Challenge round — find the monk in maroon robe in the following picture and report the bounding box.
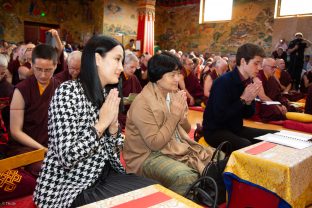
[275,59,304,101]
[118,53,142,129]
[203,59,228,104]
[54,51,81,83]
[257,58,288,122]
[134,54,151,88]
[179,56,204,106]
[9,44,60,177]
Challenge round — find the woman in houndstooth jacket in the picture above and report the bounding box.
[34,35,155,208]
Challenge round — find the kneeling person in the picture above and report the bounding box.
[123,52,214,195]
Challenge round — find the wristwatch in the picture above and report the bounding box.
[240,98,247,105]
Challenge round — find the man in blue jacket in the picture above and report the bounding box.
[202,43,276,151]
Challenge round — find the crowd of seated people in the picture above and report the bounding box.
[118,51,142,129]
[1,30,312,207]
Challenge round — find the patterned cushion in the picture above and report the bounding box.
[0,168,36,201]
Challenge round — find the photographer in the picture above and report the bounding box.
[287,32,312,90]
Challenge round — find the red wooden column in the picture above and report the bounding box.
[137,0,155,55]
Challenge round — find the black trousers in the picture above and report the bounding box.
[71,164,156,207]
[203,126,277,151]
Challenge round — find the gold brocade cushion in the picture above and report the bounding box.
[198,137,210,147]
[286,112,312,123]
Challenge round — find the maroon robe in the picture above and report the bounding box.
[305,86,312,114]
[121,72,142,97]
[8,56,20,85]
[300,71,312,94]
[0,79,14,130]
[54,68,72,84]
[181,68,204,105]
[279,70,304,101]
[279,70,292,87]
[209,69,219,81]
[0,79,14,155]
[9,75,61,152]
[135,64,149,88]
[200,68,212,87]
[257,70,286,122]
[118,72,142,129]
[54,52,67,74]
[203,70,219,105]
[7,75,60,176]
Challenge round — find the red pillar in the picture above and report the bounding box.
[137,0,155,55]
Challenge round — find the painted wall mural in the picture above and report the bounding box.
[103,0,137,36]
[155,0,275,55]
[0,0,103,44]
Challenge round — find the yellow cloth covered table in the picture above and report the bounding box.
[225,142,312,208]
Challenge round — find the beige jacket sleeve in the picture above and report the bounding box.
[130,99,181,151]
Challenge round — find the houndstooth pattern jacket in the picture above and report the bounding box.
[33,80,125,208]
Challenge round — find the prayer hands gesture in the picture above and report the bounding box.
[171,90,188,122]
[98,88,120,135]
[240,81,262,104]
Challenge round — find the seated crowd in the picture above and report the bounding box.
[0,31,312,208]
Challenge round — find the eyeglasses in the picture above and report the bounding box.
[264,65,277,70]
[33,66,54,73]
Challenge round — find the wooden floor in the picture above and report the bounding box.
[187,110,203,129]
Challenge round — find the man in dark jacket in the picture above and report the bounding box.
[202,43,276,151]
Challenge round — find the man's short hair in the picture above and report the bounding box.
[67,50,82,65]
[31,44,58,65]
[236,43,265,66]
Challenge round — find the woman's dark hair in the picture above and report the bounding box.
[79,35,124,108]
[148,51,182,83]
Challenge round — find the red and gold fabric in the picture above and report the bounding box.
[225,142,312,208]
[80,184,202,208]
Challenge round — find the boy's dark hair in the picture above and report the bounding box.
[148,51,182,83]
[236,43,266,66]
[31,44,58,65]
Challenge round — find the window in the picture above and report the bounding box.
[275,0,312,17]
[199,0,233,23]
